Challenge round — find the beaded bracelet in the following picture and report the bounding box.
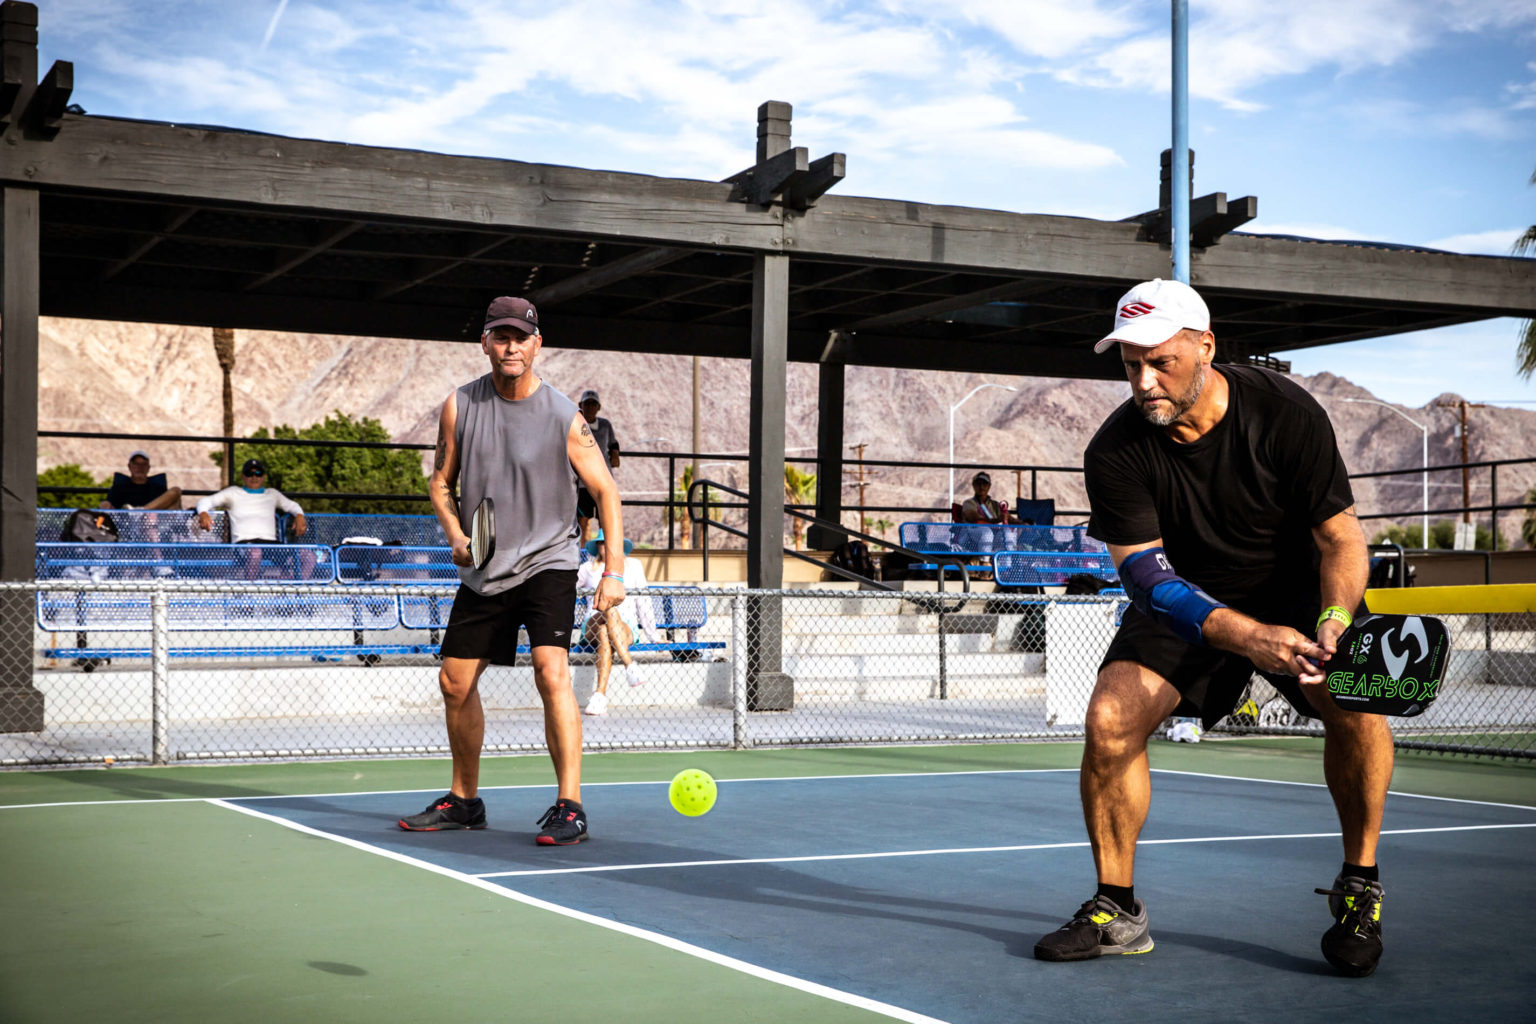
[1316,605,1352,631]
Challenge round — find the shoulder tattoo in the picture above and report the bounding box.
[578,422,596,447]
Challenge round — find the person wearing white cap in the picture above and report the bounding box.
[101,450,182,510]
[1034,279,1385,978]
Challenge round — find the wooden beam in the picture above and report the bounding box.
[845,277,1036,331]
[783,152,845,210]
[99,205,198,282]
[1192,194,1256,248]
[20,56,66,136]
[528,245,693,306]
[370,235,510,300]
[242,220,363,291]
[0,114,785,252]
[726,146,808,206]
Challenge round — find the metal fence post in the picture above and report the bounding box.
[151,588,169,765]
[731,595,750,748]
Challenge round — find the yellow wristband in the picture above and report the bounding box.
[1316,605,1352,631]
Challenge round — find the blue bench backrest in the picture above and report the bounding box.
[334,545,458,584]
[37,507,230,543]
[295,513,448,548]
[899,522,1098,556]
[36,542,338,583]
[992,550,1117,587]
[572,587,708,631]
[37,591,399,631]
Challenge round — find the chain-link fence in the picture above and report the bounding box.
[2,583,1532,766]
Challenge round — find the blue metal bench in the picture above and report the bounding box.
[333,544,458,585]
[992,550,1122,590]
[899,522,1101,577]
[38,590,403,666]
[36,542,337,583]
[288,512,448,548]
[38,507,231,543]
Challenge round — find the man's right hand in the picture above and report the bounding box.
[449,535,473,568]
[1237,619,1330,681]
[195,511,212,532]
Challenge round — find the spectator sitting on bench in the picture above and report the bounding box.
[578,532,657,717]
[196,459,307,577]
[960,471,1005,523]
[102,450,182,511]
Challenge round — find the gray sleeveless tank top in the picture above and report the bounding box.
[454,375,580,595]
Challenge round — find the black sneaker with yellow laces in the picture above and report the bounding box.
[1317,875,1384,977]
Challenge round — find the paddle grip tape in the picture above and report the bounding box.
[1118,547,1227,646]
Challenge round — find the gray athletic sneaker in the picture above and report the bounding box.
[1316,875,1384,977]
[1034,894,1154,962]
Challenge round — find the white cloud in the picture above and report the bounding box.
[1425,228,1525,255]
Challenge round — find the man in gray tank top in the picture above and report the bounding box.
[398,296,627,845]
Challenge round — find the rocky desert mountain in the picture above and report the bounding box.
[38,317,1536,549]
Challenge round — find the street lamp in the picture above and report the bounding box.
[949,383,1018,502]
[1342,398,1428,548]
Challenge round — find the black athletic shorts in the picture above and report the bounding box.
[576,487,597,519]
[1098,599,1364,728]
[441,568,578,665]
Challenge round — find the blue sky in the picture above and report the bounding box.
[39,0,1536,409]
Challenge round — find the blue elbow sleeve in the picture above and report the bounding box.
[1118,547,1227,646]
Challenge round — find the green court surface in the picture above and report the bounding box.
[2,740,1532,1024]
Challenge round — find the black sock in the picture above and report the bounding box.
[1097,883,1135,912]
[1342,861,1378,882]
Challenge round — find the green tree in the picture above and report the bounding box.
[784,464,817,550]
[870,517,894,540]
[1373,518,1494,551]
[212,411,428,514]
[1523,485,1536,549]
[1515,165,1536,379]
[37,463,108,508]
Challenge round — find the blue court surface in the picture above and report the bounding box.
[229,770,1536,1024]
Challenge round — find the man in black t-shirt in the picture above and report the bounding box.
[1033,279,1388,979]
[102,450,182,510]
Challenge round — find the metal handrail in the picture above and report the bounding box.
[685,478,967,593]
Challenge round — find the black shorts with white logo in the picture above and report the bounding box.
[1098,598,1365,729]
[441,568,578,665]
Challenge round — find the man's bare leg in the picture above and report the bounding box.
[144,488,182,511]
[530,645,582,803]
[1081,660,1182,886]
[1305,683,1394,865]
[438,656,488,798]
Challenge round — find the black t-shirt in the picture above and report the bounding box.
[1084,365,1353,621]
[105,473,168,508]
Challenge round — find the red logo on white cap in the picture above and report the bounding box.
[1120,302,1156,318]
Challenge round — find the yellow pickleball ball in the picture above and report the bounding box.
[668,768,717,817]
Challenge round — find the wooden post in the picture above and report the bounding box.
[746,101,793,710]
[809,361,844,549]
[0,4,43,730]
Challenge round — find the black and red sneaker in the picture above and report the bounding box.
[398,793,486,831]
[535,799,588,845]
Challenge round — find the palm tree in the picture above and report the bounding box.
[212,327,237,482]
[1515,166,1536,379]
[784,464,817,550]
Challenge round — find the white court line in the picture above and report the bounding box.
[474,821,1536,879]
[0,768,1077,811]
[2,765,1531,812]
[208,798,949,1024]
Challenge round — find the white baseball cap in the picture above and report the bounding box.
[1093,278,1211,354]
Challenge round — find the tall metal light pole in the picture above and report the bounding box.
[948,383,1018,501]
[1171,0,1190,284]
[1342,398,1428,548]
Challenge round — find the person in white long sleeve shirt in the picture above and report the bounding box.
[576,534,655,716]
[195,458,307,542]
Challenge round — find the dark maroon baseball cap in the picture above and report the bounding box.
[483,296,540,334]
